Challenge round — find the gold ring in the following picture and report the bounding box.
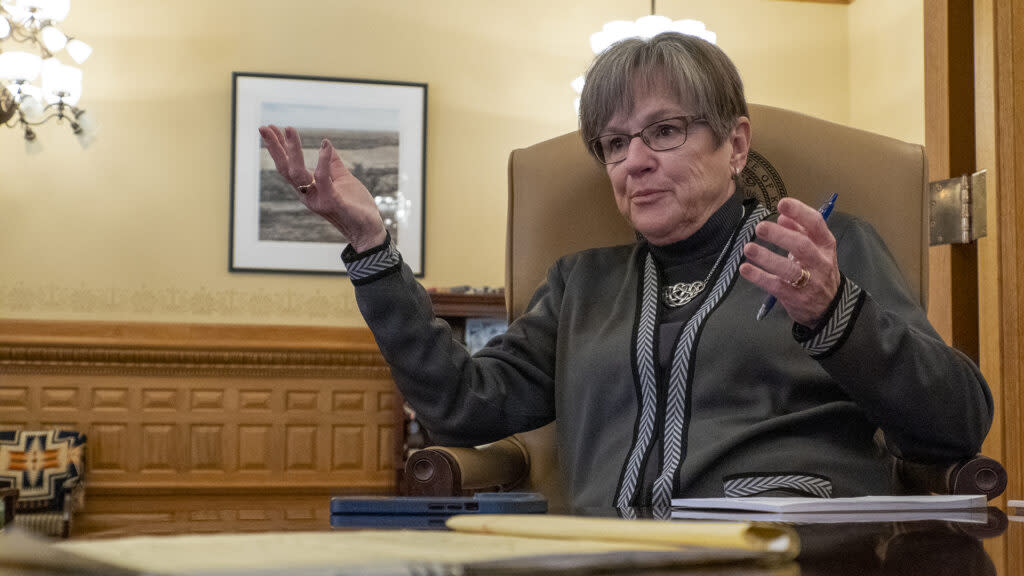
[789,268,811,289]
[297,179,315,194]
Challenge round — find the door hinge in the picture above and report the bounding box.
[929,170,987,245]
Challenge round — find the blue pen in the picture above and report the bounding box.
[755,192,838,321]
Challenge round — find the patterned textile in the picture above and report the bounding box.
[341,231,403,285]
[0,429,86,513]
[723,472,834,499]
[798,275,865,358]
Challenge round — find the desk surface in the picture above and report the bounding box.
[40,497,1024,575]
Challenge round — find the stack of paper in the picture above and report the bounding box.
[670,494,988,524]
[1010,499,1024,523]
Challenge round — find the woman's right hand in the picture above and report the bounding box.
[258,125,388,252]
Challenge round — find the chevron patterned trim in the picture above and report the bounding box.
[723,473,833,499]
[343,238,402,284]
[801,277,864,358]
[651,204,770,508]
[615,254,661,508]
[616,507,638,520]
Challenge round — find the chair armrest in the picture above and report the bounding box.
[405,437,530,496]
[1,488,18,526]
[896,454,1007,500]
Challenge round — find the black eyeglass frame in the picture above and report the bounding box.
[588,115,707,165]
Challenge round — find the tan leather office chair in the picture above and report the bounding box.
[405,104,1006,508]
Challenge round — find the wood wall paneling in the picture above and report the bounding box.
[992,0,1024,573]
[0,320,397,537]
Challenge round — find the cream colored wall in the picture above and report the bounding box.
[848,0,925,144]
[0,0,918,327]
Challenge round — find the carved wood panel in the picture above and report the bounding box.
[0,320,398,535]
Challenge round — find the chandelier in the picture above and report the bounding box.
[573,2,716,113]
[0,0,94,152]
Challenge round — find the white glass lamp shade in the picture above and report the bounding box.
[588,17,716,56]
[670,19,716,43]
[17,87,45,122]
[0,51,42,81]
[635,15,672,38]
[65,38,92,63]
[41,58,80,104]
[570,75,585,94]
[74,110,96,148]
[590,20,634,54]
[0,16,11,39]
[40,25,68,52]
[2,4,32,25]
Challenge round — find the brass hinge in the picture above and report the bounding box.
[929,170,987,245]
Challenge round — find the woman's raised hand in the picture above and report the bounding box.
[258,125,387,252]
[739,197,842,327]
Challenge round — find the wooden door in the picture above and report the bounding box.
[926,0,1023,573]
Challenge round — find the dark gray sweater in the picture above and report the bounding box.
[343,201,993,509]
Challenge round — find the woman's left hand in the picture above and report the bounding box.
[739,197,841,327]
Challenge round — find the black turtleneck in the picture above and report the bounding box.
[647,191,745,375]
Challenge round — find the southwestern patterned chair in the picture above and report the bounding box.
[0,429,86,538]
[403,104,1007,509]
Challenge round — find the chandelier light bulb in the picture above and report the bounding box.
[18,92,44,122]
[41,60,81,104]
[570,75,585,94]
[40,25,68,52]
[0,51,43,81]
[73,111,95,148]
[588,16,716,56]
[577,16,716,112]
[65,37,91,63]
[634,15,673,38]
[1,0,95,150]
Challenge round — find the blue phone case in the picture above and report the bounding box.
[329,492,547,516]
[329,514,453,530]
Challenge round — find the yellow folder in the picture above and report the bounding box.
[446,514,799,560]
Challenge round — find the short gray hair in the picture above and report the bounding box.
[579,33,748,153]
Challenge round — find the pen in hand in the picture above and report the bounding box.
[755,193,838,321]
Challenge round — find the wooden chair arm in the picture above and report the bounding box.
[405,437,530,496]
[896,454,1007,500]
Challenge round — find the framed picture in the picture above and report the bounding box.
[230,72,426,275]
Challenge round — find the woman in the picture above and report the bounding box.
[259,33,992,509]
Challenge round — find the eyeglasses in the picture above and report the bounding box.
[588,115,706,165]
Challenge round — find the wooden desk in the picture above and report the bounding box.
[56,497,1024,576]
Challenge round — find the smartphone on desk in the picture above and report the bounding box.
[330,492,547,516]
[329,514,454,530]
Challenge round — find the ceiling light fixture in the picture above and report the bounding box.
[0,0,95,153]
[573,0,716,113]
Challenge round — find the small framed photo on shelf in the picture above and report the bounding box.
[230,72,427,275]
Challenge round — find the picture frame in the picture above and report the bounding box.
[230,72,427,275]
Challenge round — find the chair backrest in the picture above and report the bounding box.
[507,103,929,321]
[504,104,929,507]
